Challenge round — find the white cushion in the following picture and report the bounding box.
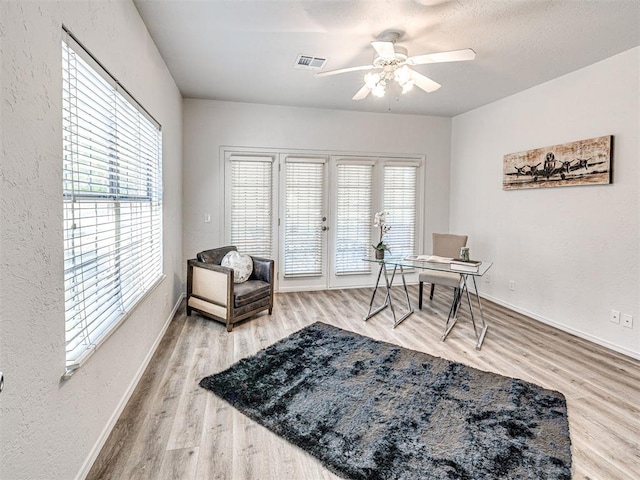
[419,270,462,289]
[192,266,228,305]
[188,296,227,319]
[221,251,253,283]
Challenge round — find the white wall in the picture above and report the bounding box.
[183,100,452,263]
[0,1,183,479]
[450,47,640,358]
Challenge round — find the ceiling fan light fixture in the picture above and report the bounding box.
[317,32,475,102]
[393,65,416,94]
[394,65,412,85]
[401,80,414,94]
[372,83,386,98]
[364,72,380,89]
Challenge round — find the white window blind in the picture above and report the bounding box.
[284,159,325,277]
[62,32,163,375]
[335,163,373,274]
[229,156,273,258]
[383,165,417,259]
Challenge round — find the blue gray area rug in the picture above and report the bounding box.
[200,322,572,479]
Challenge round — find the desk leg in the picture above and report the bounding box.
[440,275,489,350]
[384,264,398,323]
[441,279,465,342]
[392,264,414,328]
[471,276,488,350]
[364,262,388,321]
[364,263,414,328]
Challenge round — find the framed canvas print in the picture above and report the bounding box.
[503,135,612,190]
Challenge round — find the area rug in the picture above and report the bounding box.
[200,322,572,479]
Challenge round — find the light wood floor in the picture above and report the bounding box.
[87,286,640,480]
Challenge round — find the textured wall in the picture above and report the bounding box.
[182,99,452,268]
[0,1,183,479]
[450,47,640,358]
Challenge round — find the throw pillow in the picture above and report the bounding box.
[221,251,253,283]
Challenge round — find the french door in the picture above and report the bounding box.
[329,159,376,288]
[225,149,423,292]
[278,155,329,291]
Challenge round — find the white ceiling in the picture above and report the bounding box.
[134,0,640,117]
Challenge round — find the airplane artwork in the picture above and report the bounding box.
[503,135,612,190]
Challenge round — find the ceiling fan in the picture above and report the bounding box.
[317,31,476,100]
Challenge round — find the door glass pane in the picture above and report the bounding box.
[335,164,372,274]
[284,161,324,277]
[383,165,417,259]
[230,157,273,257]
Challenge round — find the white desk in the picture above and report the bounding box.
[363,256,493,350]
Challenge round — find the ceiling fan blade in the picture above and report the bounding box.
[371,40,396,59]
[316,64,377,77]
[352,85,371,101]
[410,70,441,93]
[406,48,476,66]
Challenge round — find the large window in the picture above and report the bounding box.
[62,32,163,375]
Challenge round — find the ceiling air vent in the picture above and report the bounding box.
[294,54,327,70]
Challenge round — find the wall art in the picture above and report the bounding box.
[503,135,612,190]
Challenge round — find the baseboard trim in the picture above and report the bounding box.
[276,283,638,361]
[75,293,185,480]
[480,293,640,361]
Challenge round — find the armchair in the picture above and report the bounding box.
[418,233,468,309]
[187,246,274,331]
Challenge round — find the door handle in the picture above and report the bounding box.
[322,226,328,231]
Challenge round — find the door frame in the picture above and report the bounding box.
[222,146,425,292]
[277,153,330,292]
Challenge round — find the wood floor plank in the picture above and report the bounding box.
[88,286,640,479]
[119,364,188,480]
[195,394,233,480]
[166,347,208,450]
[157,447,199,480]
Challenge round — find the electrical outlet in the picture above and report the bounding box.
[610,310,620,324]
[484,274,491,284]
[509,280,516,291]
[622,313,633,328]
[204,213,211,223]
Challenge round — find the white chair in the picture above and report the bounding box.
[418,233,468,309]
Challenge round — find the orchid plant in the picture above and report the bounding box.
[372,211,391,252]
